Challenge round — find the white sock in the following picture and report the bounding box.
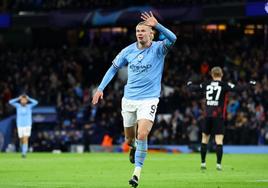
[133,167,142,179]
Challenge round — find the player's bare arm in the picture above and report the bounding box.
[92,90,104,105]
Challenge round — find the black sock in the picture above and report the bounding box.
[128,140,136,148]
[216,145,223,164]
[201,143,207,163]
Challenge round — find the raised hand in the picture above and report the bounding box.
[92,90,104,105]
[141,11,158,27]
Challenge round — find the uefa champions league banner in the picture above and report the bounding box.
[12,3,267,28]
[32,107,58,123]
[0,116,15,151]
[48,6,202,27]
[246,1,268,16]
[0,13,11,28]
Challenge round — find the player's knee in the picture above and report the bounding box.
[216,141,223,145]
[215,139,223,145]
[125,137,135,146]
[202,135,210,144]
[22,137,27,143]
[215,136,223,145]
[137,132,148,140]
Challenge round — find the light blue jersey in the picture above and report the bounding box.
[113,41,167,99]
[98,23,176,100]
[9,97,38,127]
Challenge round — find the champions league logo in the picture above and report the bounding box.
[265,2,268,13]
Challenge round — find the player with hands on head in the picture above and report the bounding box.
[9,94,38,158]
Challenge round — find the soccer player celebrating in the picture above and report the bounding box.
[9,94,38,158]
[187,67,256,171]
[92,11,176,187]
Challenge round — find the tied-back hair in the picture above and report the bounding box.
[211,66,223,78]
[137,21,155,40]
[21,94,27,99]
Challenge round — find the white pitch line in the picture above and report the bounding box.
[255,180,268,182]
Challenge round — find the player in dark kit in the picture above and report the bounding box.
[187,67,256,170]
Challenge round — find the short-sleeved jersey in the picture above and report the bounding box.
[194,80,236,119]
[113,41,170,100]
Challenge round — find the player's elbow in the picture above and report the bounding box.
[170,33,177,43]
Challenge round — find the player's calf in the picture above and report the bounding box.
[128,140,136,164]
[129,146,136,164]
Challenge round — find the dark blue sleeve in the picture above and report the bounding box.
[187,81,205,93]
[225,82,251,92]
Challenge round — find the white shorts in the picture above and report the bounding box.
[121,97,159,128]
[17,127,32,138]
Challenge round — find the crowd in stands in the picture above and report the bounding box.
[3,0,245,12]
[1,26,267,152]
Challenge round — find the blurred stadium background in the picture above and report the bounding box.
[0,0,267,154]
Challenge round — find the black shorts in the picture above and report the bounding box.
[202,117,225,135]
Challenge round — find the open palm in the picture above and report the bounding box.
[141,11,158,27]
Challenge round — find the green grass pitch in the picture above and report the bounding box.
[0,153,267,188]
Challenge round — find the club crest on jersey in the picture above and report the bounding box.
[137,54,144,61]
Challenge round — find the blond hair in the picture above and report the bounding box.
[137,21,147,26]
[211,66,223,78]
